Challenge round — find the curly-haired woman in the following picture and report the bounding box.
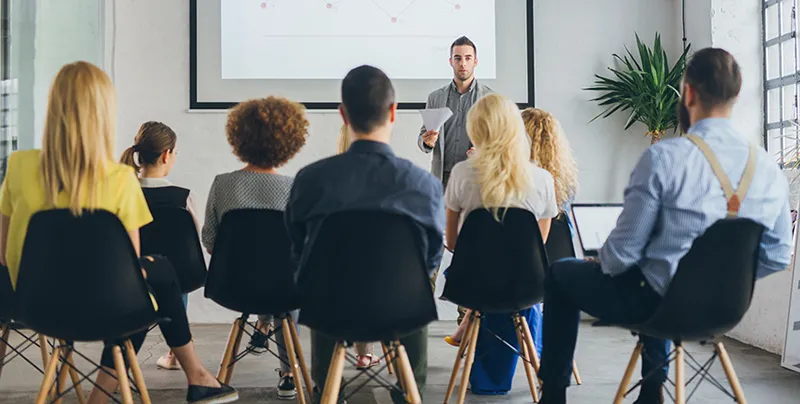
[202,96,309,400]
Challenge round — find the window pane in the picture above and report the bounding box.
[769,88,783,123]
[770,128,787,164]
[767,3,780,40]
[784,84,799,121]
[783,0,796,36]
[783,40,798,75]
[768,43,782,80]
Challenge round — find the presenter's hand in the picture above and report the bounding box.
[422,130,439,148]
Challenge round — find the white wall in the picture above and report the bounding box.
[109,0,679,322]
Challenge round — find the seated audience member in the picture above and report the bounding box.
[537,48,793,404]
[443,94,557,345]
[202,96,308,400]
[0,61,236,404]
[522,107,671,404]
[121,120,198,371]
[285,65,444,404]
[521,108,579,226]
[441,93,558,394]
[337,123,381,370]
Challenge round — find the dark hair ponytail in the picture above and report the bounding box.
[119,121,177,172]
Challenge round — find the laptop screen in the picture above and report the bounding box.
[571,204,624,255]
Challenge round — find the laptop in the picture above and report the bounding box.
[570,203,624,257]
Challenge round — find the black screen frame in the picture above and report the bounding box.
[189,0,535,110]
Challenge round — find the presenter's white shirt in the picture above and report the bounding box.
[444,159,559,231]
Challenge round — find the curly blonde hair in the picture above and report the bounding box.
[521,108,579,211]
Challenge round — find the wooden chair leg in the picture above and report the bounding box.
[613,342,643,404]
[56,339,87,404]
[124,340,151,404]
[456,314,481,404]
[514,315,539,403]
[281,318,307,404]
[395,343,422,404]
[39,335,51,374]
[217,318,243,383]
[572,360,582,385]
[444,312,476,403]
[675,344,685,404]
[0,324,9,379]
[715,342,747,404]
[53,345,72,404]
[518,313,542,385]
[288,317,314,401]
[112,345,134,404]
[35,345,61,404]
[320,342,347,404]
[381,342,395,375]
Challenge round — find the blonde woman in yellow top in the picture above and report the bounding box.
[0,61,238,404]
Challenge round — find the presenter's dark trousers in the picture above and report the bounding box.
[310,327,428,404]
[539,259,670,390]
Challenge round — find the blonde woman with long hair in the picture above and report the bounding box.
[440,93,557,394]
[521,108,579,229]
[0,61,237,404]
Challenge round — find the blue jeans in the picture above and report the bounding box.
[181,294,188,308]
[539,258,670,389]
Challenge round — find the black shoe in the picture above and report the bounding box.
[186,382,238,403]
[539,386,567,404]
[248,329,269,355]
[277,372,297,400]
[633,384,664,404]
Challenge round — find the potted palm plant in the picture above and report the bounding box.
[585,33,690,144]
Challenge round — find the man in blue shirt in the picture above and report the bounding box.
[538,48,792,404]
[285,65,445,403]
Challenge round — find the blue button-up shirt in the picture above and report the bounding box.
[285,140,445,275]
[599,118,793,295]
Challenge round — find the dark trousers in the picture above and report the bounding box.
[310,327,428,404]
[539,258,669,389]
[100,256,192,368]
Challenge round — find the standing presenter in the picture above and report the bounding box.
[418,36,492,188]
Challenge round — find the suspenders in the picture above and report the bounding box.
[685,134,758,218]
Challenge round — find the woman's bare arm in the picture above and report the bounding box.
[538,218,552,244]
[445,209,460,251]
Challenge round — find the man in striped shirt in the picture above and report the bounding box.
[538,48,793,404]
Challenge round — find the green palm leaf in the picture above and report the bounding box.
[585,33,690,139]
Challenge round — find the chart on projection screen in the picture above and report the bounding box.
[221,0,497,80]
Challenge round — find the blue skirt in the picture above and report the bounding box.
[468,303,543,395]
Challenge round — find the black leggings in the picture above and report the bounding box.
[100,256,192,368]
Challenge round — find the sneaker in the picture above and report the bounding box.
[248,329,269,355]
[277,373,297,400]
[186,382,238,403]
[633,384,664,404]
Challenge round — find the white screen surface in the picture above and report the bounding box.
[193,0,531,107]
[221,0,497,80]
[571,205,624,252]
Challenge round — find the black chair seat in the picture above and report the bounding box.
[140,207,207,294]
[204,209,301,316]
[441,208,547,313]
[545,212,575,262]
[298,210,437,342]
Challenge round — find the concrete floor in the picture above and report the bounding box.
[0,321,798,403]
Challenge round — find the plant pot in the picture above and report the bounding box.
[647,130,664,145]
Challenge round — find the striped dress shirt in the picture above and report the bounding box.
[599,118,793,295]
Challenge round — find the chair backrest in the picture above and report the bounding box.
[204,209,298,315]
[140,206,206,293]
[637,218,764,341]
[442,208,548,313]
[297,210,437,342]
[545,213,575,262]
[15,209,157,342]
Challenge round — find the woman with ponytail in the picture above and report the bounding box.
[441,93,558,395]
[121,121,200,371]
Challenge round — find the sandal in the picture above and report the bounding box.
[156,353,181,370]
[444,336,461,347]
[355,354,381,370]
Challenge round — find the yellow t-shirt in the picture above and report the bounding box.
[0,149,154,288]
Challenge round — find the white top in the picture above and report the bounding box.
[444,159,559,230]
